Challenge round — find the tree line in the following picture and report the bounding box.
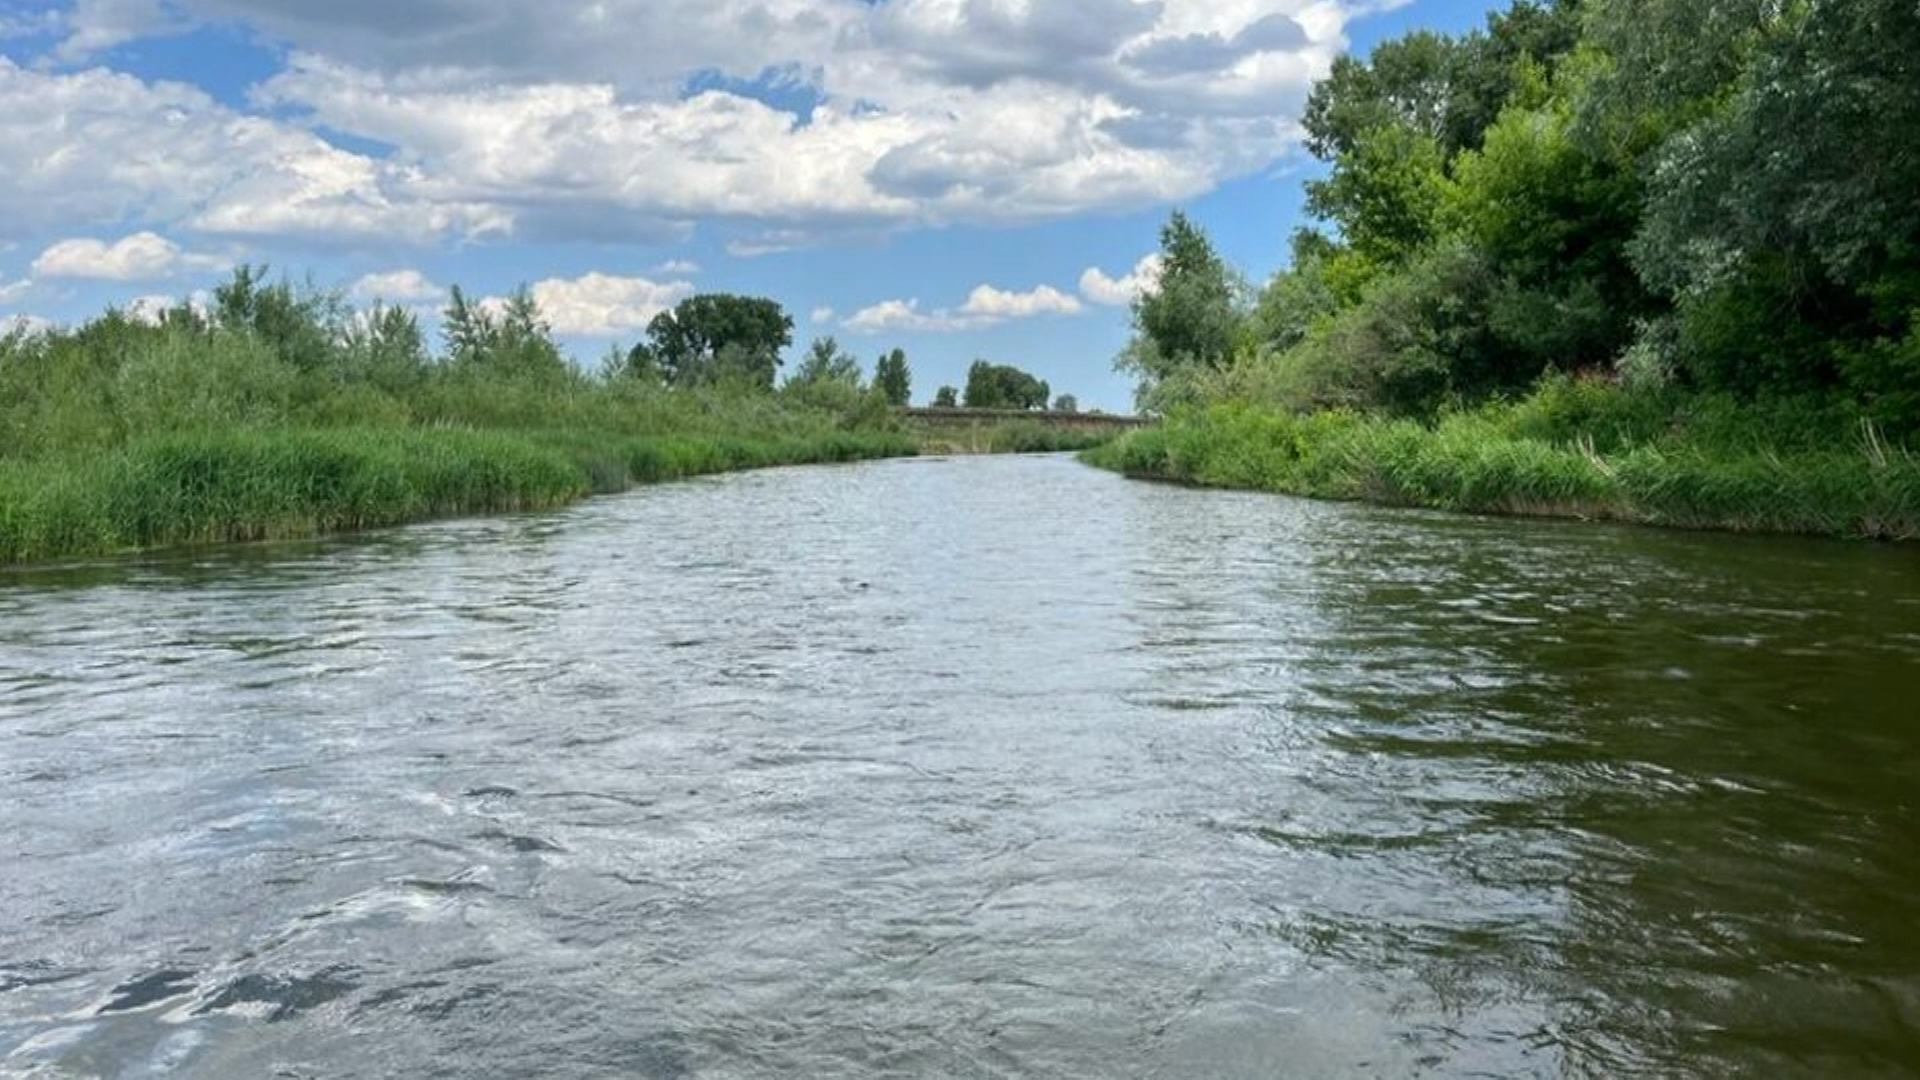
[1121,0,1920,440]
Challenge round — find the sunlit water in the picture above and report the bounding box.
[4,455,1919,1077]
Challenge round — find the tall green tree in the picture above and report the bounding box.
[441,285,567,381]
[963,361,1050,410]
[873,348,912,407]
[1303,123,1451,267]
[1118,212,1244,411]
[787,335,864,391]
[633,294,793,389]
[341,303,430,392]
[212,265,341,374]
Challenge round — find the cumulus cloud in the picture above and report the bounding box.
[495,272,695,336]
[1122,13,1309,77]
[810,305,836,324]
[960,283,1082,318]
[350,268,447,304]
[0,58,503,246]
[654,259,701,275]
[3,1,1366,250]
[31,231,215,281]
[842,299,972,334]
[844,281,1083,334]
[1079,253,1164,306]
[54,0,183,61]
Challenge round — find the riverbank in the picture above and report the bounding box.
[0,426,917,565]
[1085,384,1920,540]
[0,277,936,566]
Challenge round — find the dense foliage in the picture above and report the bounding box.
[1095,0,1919,538]
[962,361,1051,410]
[1119,0,1920,441]
[626,293,795,389]
[873,348,912,407]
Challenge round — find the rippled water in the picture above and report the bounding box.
[4,455,1920,1077]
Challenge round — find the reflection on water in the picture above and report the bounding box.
[3,455,1919,1077]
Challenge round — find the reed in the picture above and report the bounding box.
[1085,384,1920,540]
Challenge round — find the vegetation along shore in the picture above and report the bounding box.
[1088,0,1919,540]
[0,272,1110,565]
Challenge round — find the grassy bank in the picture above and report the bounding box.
[0,426,915,565]
[1086,380,1920,540]
[0,277,936,565]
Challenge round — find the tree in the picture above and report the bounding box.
[1253,232,1346,354]
[1053,394,1079,413]
[873,348,911,407]
[1303,32,1462,161]
[441,285,567,381]
[932,385,958,407]
[787,336,863,390]
[1118,212,1245,411]
[963,360,1049,410]
[1303,123,1451,267]
[341,302,430,392]
[212,265,340,374]
[633,294,793,389]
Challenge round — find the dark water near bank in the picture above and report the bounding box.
[4,455,1920,1078]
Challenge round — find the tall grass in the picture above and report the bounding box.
[1085,381,1920,540]
[0,290,923,564]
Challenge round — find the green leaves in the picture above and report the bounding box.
[873,348,912,407]
[639,294,794,390]
[963,361,1049,410]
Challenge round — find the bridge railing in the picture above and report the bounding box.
[900,407,1154,429]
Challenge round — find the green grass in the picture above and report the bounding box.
[0,305,939,565]
[0,426,917,565]
[1084,385,1920,540]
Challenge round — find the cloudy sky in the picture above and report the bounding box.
[1,0,1499,409]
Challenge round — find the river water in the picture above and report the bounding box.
[3,455,1919,1078]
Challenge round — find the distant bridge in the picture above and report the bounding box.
[900,407,1154,432]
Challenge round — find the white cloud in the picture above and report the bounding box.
[654,259,701,275]
[844,281,1083,334]
[7,2,1366,249]
[351,268,447,304]
[842,298,972,334]
[0,59,505,247]
[31,231,215,281]
[809,305,836,324]
[1079,253,1165,306]
[495,272,694,336]
[0,276,30,304]
[55,0,181,61]
[959,283,1082,319]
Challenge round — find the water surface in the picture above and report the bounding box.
[4,455,1919,1077]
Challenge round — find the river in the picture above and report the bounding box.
[3,454,1919,1077]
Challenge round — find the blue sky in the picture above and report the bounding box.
[0,0,1503,411]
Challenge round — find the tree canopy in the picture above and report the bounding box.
[873,348,912,407]
[1116,0,1920,437]
[629,294,793,389]
[1117,211,1245,412]
[963,361,1050,410]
